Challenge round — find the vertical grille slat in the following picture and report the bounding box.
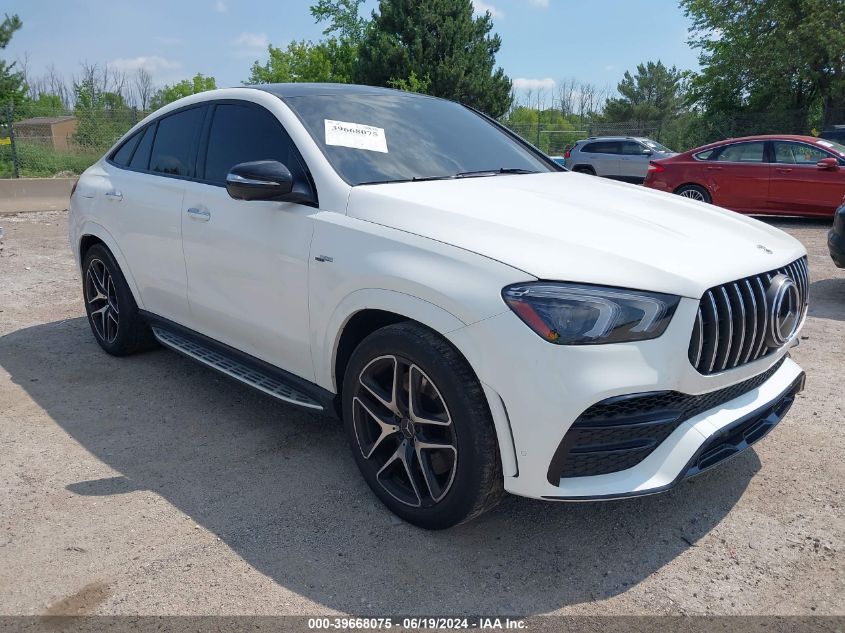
[727,283,746,368]
[740,280,758,364]
[689,257,808,374]
[714,287,733,371]
[702,291,720,373]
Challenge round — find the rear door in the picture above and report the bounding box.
[180,101,318,380]
[580,141,620,177]
[94,107,205,325]
[617,140,650,182]
[769,140,845,216]
[705,141,770,211]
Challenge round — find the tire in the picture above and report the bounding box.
[342,322,503,529]
[81,244,157,356]
[675,184,712,204]
[573,166,596,175]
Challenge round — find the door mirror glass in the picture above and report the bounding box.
[816,157,839,170]
[226,161,299,201]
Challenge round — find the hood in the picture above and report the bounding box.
[346,172,806,298]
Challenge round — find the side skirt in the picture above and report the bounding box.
[140,311,338,416]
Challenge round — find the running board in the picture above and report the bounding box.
[151,326,324,411]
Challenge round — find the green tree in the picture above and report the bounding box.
[356,0,512,117]
[246,40,347,84]
[0,13,27,109]
[681,0,845,129]
[603,61,686,124]
[149,73,216,110]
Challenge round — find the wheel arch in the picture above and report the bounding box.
[329,304,519,478]
[76,222,145,310]
[324,289,518,477]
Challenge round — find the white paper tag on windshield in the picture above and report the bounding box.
[324,119,388,153]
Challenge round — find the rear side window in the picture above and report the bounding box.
[694,148,717,160]
[129,124,156,171]
[111,131,141,166]
[203,104,306,185]
[150,107,205,177]
[583,141,619,154]
[715,142,765,163]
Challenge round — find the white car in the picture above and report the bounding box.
[69,84,808,529]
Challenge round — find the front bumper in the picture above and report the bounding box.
[446,298,805,500]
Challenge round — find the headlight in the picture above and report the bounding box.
[502,282,680,345]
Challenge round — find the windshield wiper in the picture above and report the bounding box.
[455,168,539,178]
[357,175,457,186]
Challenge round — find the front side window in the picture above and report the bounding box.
[620,141,647,155]
[203,104,306,185]
[283,93,554,185]
[774,142,830,165]
[150,107,204,177]
[715,142,765,163]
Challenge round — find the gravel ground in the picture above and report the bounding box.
[0,210,842,616]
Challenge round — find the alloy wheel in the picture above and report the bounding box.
[679,188,706,201]
[85,258,120,343]
[352,355,458,508]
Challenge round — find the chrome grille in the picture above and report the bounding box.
[689,257,808,374]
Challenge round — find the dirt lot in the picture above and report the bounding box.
[0,210,842,616]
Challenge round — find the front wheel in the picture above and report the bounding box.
[342,323,503,529]
[675,184,712,203]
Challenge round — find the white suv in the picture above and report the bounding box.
[70,85,808,529]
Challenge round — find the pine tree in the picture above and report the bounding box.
[356,0,512,117]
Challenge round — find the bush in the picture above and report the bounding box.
[0,142,99,178]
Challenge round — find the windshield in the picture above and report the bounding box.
[817,138,845,156]
[283,93,555,185]
[642,139,672,152]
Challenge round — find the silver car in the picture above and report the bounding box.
[563,136,676,183]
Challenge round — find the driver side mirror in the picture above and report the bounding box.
[642,149,653,156]
[816,157,839,171]
[226,160,315,205]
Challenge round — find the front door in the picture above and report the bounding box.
[180,102,319,381]
[769,140,845,216]
[618,140,650,182]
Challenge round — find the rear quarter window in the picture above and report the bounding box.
[149,107,205,177]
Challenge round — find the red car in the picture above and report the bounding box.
[644,135,845,217]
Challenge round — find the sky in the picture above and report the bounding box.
[3,0,701,102]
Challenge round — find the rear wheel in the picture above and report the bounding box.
[342,322,503,529]
[573,166,596,175]
[82,244,157,356]
[675,184,712,203]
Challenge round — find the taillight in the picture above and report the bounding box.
[647,161,665,173]
[564,150,571,159]
[70,179,79,198]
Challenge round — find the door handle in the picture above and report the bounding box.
[705,166,723,171]
[776,168,793,173]
[186,207,211,221]
[104,190,123,201]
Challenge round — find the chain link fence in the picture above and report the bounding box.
[1,102,148,178]
[2,101,843,178]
